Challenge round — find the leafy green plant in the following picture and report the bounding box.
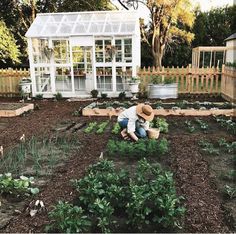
[101,93,108,99]
[184,120,195,133]
[111,122,121,135]
[218,138,236,154]
[34,94,43,100]
[199,139,219,155]
[0,173,39,197]
[53,92,63,100]
[118,91,126,100]
[220,170,236,181]
[47,201,91,233]
[195,118,208,132]
[215,116,236,135]
[96,121,109,134]
[106,138,168,158]
[84,122,97,133]
[224,185,236,199]
[150,118,169,133]
[91,89,98,98]
[69,159,185,232]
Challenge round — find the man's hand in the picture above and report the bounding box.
[128,132,138,142]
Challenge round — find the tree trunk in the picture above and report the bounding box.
[152,39,165,68]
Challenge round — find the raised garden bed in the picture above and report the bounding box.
[82,101,235,117]
[0,103,34,117]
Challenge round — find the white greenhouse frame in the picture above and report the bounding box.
[26,11,141,98]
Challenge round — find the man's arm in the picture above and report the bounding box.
[128,132,139,142]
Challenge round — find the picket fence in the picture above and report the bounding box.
[138,65,221,94]
[0,66,223,97]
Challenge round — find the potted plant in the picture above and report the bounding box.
[148,75,178,99]
[128,76,140,100]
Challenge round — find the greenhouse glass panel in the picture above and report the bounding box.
[41,23,58,36]
[74,23,88,34]
[55,67,72,92]
[89,23,104,34]
[53,40,70,64]
[96,67,112,91]
[58,23,74,34]
[35,67,51,92]
[32,39,50,64]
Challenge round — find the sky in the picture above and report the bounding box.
[112,0,234,22]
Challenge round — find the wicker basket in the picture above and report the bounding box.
[147,128,160,139]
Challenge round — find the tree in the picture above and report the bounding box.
[0,20,20,64]
[118,0,195,68]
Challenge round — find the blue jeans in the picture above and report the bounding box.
[118,118,147,138]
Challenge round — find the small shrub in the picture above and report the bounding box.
[91,89,98,98]
[101,93,108,99]
[118,91,126,100]
[96,121,109,134]
[34,94,43,100]
[53,92,63,100]
[47,201,91,233]
[112,122,121,134]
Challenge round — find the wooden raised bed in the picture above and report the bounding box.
[0,103,34,117]
[82,104,235,117]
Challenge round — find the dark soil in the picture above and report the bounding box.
[0,98,235,233]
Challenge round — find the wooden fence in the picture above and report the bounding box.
[0,68,30,97]
[0,66,224,97]
[138,66,221,94]
[221,65,236,102]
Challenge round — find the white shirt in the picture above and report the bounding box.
[117,106,149,133]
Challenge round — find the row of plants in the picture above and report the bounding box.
[214,116,236,135]
[185,118,209,133]
[84,121,109,134]
[0,135,80,175]
[106,138,169,158]
[47,159,185,233]
[91,90,126,100]
[0,173,39,199]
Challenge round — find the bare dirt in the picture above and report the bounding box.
[0,98,235,233]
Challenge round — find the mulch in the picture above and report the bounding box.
[0,98,232,233]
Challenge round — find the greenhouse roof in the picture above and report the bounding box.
[26,11,139,38]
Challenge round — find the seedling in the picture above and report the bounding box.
[84,122,97,133]
[96,121,109,134]
[199,139,219,155]
[111,123,121,135]
[195,118,208,132]
[184,120,195,133]
[224,185,236,199]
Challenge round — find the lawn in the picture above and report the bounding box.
[0,96,235,233]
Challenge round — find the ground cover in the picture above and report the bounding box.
[0,98,235,233]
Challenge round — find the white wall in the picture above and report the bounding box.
[226,39,236,63]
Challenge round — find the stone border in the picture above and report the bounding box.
[0,103,34,117]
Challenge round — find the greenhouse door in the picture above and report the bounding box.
[72,46,92,92]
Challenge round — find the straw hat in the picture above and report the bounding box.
[136,104,154,122]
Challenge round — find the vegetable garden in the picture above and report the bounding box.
[0,97,235,233]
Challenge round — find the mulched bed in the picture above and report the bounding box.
[0,98,234,233]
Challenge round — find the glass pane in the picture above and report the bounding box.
[96,67,112,91]
[32,39,50,64]
[55,67,72,92]
[35,67,51,92]
[53,40,70,64]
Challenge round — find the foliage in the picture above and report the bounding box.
[184,120,195,133]
[215,116,236,135]
[66,159,185,232]
[128,76,140,83]
[224,185,236,199]
[34,94,43,100]
[225,62,236,68]
[150,117,169,133]
[84,122,97,133]
[217,138,236,154]
[53,92,63,100]
[118,91,126,100]
[47,201,91,233]
[111,122,121,135]
[106,138,169,158]
[96,121,109,134]
[101,93,108,99]
[0,20,20,64]
[198,139,219,155]
[0,173,39,197]
[91,89,98,98]
[137,0,195,67]
[151,76,176,85]
[195,118,208,132]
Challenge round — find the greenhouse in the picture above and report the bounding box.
[26,11,141,97]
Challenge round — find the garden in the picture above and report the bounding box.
[0,96,235,233]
